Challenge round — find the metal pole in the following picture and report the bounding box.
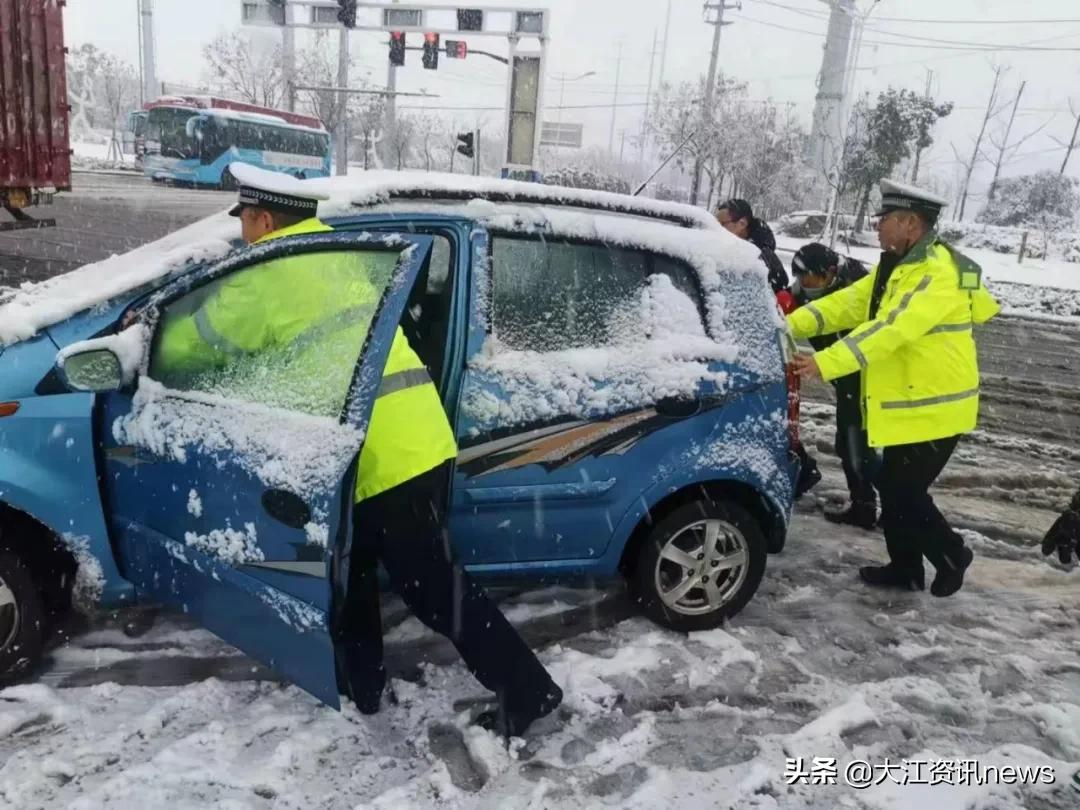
[474,127,481,176]
[140,0,158,103]
[690,2,725,206]
[136,0,144,106]
[658,0,672,90]
[608,41,623,154]
[336,26,350,176]
[639,28,658,169]
[384,61,398,167]
[283,15,297,112]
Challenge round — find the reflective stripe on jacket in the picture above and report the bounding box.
[787,232,1001,448]
[156,217,457,503]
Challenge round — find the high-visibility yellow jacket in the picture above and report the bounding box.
[787,233,1001,448]
[155,217,457,502]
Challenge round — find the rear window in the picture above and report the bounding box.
[490,236,707,353]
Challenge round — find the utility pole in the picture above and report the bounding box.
[608,42,624,155]
[139,0,158,103]
[807,0,854,206]
[911,68,934,183]
[336,27,350,176]
[638,28,659,170]
[658,0,672,90]
[689,1,735,207]
[1060,105,1080,175]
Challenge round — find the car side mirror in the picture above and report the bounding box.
[58,349,124,393]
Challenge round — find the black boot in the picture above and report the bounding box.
[859,563,925,592]
[472,684,564,740]
[795,454,822,498]
[930,546,974,598]
[825,501,877,530]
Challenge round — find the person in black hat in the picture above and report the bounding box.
[227,162,327,245]
[788,179,1000,597]
[168,162,564,737]
[716,199,790,294]
[790,243,879,529]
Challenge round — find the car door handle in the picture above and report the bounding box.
[262,489,312,529]
[464,479,617,504]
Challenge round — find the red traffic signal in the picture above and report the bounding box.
[422,32,440,69]
[445,40,468,59]
[389,31,406,66]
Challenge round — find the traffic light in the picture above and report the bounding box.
[336,0,357,28]
[389,31,406,66]
[456,132,475,158]
[457,9,483,31]
[445,40,468,59]
[422,32,440,70]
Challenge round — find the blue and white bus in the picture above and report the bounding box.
[139,97,332,188]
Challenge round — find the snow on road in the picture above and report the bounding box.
[1,493,1076,808]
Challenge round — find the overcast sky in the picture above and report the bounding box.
[65,0,1080,205]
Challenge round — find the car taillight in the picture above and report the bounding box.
[0,402,20,417]
[786,363,801,450]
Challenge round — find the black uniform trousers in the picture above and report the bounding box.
[876,435,967,574]
[832,374,879,507]
[334,461,560,720]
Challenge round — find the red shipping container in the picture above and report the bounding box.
[0,0,72,204]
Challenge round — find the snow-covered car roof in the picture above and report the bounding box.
[307,171,723,231]
[0,172,740,348]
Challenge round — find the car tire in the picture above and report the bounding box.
[631,499,767,633]
[0,550,45,685]
[220,167,238,191]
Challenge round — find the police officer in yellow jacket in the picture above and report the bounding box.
[788,179,1000,597]
[160,164,562,737]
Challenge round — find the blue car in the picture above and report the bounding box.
[0,175,799,705]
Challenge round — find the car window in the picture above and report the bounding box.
[148,249,399,418]
[489,236,707,353]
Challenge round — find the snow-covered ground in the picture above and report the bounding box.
[2,427,1077,809]
[775,234,1080,322]
[70,140,138,172]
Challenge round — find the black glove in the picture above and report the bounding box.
[1041,508,1080,565]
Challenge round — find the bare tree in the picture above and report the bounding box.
[956,64,1007,221]
[66,43,105,135]
[385,115,418,170]
[202,33,285,108]
[986,80,1055,202]
[98,54,140,161]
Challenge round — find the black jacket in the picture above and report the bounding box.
[791,256,868,352]
[747,220,789,295]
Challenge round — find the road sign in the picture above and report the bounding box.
[540,122,583,149]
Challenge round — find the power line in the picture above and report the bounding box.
[746,0,1080,26]
[748,30,1080,83]
[738,15,1080,52]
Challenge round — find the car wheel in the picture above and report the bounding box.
[631,500,766,632]
[220,167,238,191]
[0,550,45,685]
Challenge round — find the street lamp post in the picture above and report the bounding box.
[553,70,598,132]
